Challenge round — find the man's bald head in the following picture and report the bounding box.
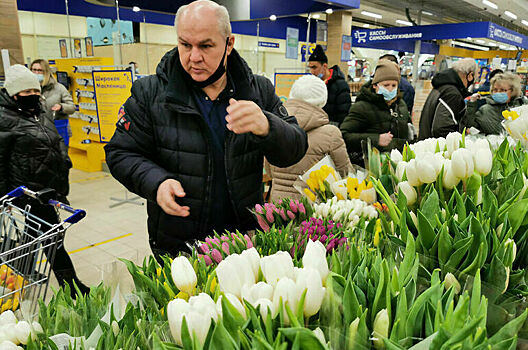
[175,0,231,38]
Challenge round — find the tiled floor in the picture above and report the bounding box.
[47,169,152,294]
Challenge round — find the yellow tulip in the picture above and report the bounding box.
[210,277,218,294]
[373,219,382,247]
[304,188,317,202]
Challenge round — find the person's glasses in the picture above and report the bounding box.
[492,88,512,93]
[31,68,43,73]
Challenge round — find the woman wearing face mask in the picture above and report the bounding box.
[0,65,89,296]
[341,60,411,164]
[30,59,75,136]
[464,72,527,135]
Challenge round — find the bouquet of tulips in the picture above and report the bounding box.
[252,198,312,231]
[503,104,528,145]
[294,156,341,203]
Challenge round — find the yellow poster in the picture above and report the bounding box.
[274,73,307,103]
[93,70,133,142]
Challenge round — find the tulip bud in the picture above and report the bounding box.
[254,298,275,320]
[256,215,270,231]
[313,327,326,345]
[298,203,306,215]
[171,256,197,295]
[372,309,389,349]
[359,187,377,204]
[287,210,295,220]
[395,161,407,181]
[14,321,31,345]
[216,254,254,298]
[444,273,461,294]
[241,281,274,304]
[295,268,326,317]
[184,311,212,346]
[347,317,360,349]
[442,160,461,190]
[211,249,223,263]
[451,148,474,179]
[290,200,298,213]
[302,240,329,281]
[397,181,417,206]
[216,293,246,318]
[241,247,261,282]
[474,147,492,176]
[167,298,191,346]
[416,156,438,184]
[255,204,264,214]
[390,149,403,164]
[446,132,462,157]
[272,277,297,323]
[405,159,422,187]
[260,251,294,286]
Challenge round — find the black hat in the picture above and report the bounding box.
[308,45,328,63]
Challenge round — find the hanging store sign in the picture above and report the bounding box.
[286,27,299,59]
[258,41,280,48]
[341,35,352,62]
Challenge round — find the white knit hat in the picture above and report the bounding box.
[289,74,328,108]
[4,64,41,97]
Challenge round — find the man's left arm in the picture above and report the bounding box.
[226,77,307,167]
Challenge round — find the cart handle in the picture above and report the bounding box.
[6,186,86,224]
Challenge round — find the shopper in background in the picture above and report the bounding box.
[105,0,307,257]
[462,72,527,135]
[128,61,139,74]
[0,65,89,296]
[266,75,351,202]
[307,45,351,126]
[30,59,75,136]
[341,60,411,165]
[379,54,415,114]
[475,69,503,109]
[418,58,478,139]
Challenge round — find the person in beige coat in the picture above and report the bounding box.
[266,74,351,202]
[31,59,75,135]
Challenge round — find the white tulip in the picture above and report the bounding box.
[405,159,422,187]
[184,311,211,346]
[395,161,407,181]
[167,298,191,346]
[302,240,329,281]
[254,298,275,320]
[416,155,438,184]
[359,187,377,204]
[216,254,255,298]
[436,137,447,153]
[442,160,461,190]
[313,327,326,345]
[0,341,19,350]
[474,147,492,176]
[260,251,294,286]
[30,322,43,340]
[451,148,474,179]
[241,282,274,304]
[240,248,261,282]
[446,132,462,156]
[272,277,298,323]
[444,273,461,294]
[216,293,246,318]
[372,309,389,349]
[0,311,17,326]
[390,149,403,164]
[397,181,417,206]
[171,256,197,295]
[14,320,31,345]
[189,293,219,322]
[295,268,326,317]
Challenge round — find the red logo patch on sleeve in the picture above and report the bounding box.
[116,106,131,131]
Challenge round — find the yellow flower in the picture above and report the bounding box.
[210,277,218,293]
[156,267,162,278]
[366,181,373,189]
[336,192,345,200]
[304,188,316,202]
[306,178,318,191]
[319,180,326,192]
[373,219,382,247]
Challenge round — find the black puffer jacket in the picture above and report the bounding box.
[418,68,470,140]
[105,48,308,255]
[0,89,70,200]
[323,65,351,126]
[341,81,410,154]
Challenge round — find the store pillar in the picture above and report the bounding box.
[326,11,352,76]
[0,0,24,74]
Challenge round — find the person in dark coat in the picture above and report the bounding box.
[462,72,527,135]
[104,0,308,257]
[307,45,351,126]
[379,54,415,114]
[341,60,411,165]
[0,65,89,295]
[418,58,477,139]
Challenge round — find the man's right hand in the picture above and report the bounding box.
[156,179,190,217]
[470,93,481,102]
[378,132,393,147]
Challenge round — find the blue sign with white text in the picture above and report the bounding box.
[258,41,280,48]
[352,22,528,49]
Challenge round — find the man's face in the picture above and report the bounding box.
[308,61,326,78]
[177,8,234,82]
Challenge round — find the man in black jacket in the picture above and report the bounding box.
[307,45,351,126]
[418,58,477,139]
[105,0,308,257]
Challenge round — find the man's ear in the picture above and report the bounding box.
[227,35,235,55]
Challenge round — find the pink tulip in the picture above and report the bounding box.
[338,237,348,246]
[256,215,270,231]
[278,199,283,205]
[205,237,214,245]
[198,254,213,266]
[198,243,210,254]
[279,208,287,221]
[266,209,275,223]
[243,234,253,248]
[319,234,328,243]
[289,200,298,213]
[255,204,264,214]
[326,240,336,252]
[298,203,306,215]
[287,210,295,220]
[221,235,229,241]
[222,242,230,255]
[211,249,223,263]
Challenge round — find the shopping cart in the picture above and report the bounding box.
[0,186,86,315]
